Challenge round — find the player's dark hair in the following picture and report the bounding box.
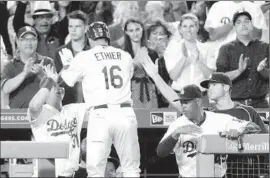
[123,19,147,58]
[146,20,172,40]
[67,10,88,25]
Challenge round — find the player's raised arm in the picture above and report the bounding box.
[59,51,87,87]
[138,49,181,110]
[28,64,58,120]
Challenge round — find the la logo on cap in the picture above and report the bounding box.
[180,89,185,95]
[25,26,32,31]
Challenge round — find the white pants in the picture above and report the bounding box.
[86,105,141,177]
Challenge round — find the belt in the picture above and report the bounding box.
[93,103,131,110]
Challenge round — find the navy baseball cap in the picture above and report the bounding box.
[173,84,203,102]
[233,10,252,25]
[17,26,37,39]
[200,72,232,89]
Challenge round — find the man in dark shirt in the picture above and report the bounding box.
[200,72,268,132]
[1,26,54,108]
[216,10,269,108]
[54,10,90,105]
[200,72,268,178]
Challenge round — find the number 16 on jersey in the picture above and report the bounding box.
[102,65,123,89]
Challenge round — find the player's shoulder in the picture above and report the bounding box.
[109,46,132,56]
[205,111,232,120]
[234,103,257,113]
[170,115,189,127]
[27,104,59,123]
[77,49,92,56]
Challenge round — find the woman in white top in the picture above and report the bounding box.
[164,13,216,107]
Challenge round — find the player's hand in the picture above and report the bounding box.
[59,48,73,68]
[220,129,242,140]
[172,124,203,140]
[44,64,58,83]
[257,58,268,72]
[134,47,148,66]
[238,54,249,73]
[139,53,158,78]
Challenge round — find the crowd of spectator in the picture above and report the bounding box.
[0,1,269,110]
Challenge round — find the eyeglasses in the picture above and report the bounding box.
[19,38,38,43]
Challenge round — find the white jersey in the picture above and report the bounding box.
[160,111,250,177]
[27,103,87,177]
[61,45,133,108]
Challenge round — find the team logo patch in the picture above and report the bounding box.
[25,26,32,31]
[150,112,177,126]
[180,89,185,95]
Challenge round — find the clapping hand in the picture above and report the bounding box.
[31,59,45,75]
[238,54,249,73]
[23,57,35,76]
[257,58,268,72]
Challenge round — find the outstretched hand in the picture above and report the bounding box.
[44,64,59,83]
[138,49,158,78]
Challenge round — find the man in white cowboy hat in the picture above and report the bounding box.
[12,1,77,59]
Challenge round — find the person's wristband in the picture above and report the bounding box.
[40,77,56,90]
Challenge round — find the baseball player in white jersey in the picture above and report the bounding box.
[60,21,141,177]
[27,64,88,177]
[156,85,261,177]
[136,57,261,177]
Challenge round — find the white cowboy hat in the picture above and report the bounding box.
[31,1,54,16]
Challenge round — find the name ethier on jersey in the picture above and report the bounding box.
[94,52,122,61]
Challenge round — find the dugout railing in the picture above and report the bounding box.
[1,108,269,177]
[196,134,269,178]
[0,141,69,177]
